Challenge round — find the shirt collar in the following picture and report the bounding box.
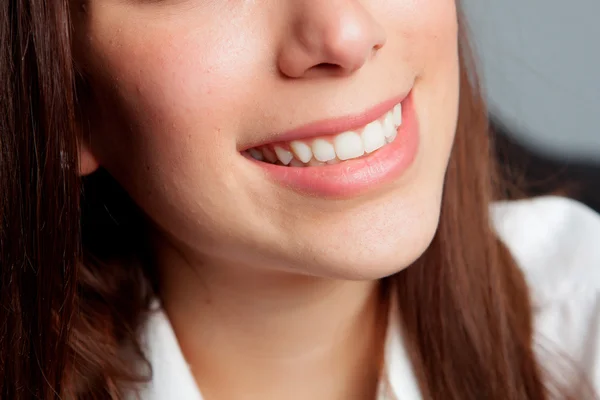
[136,296,423,400]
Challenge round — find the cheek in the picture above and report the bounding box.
[408,0,459,77]
[77,10,271,243]
[80,8,267,176]
[413,0,460,147]
[93,36,229,142]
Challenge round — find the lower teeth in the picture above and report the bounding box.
[249,152,373,168]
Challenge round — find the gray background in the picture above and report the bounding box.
[462,0,600,164]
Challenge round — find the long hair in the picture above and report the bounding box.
[0,0,590,399]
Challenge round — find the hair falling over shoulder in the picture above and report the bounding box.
[0,1,593,399]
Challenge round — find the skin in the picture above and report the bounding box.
[74,1,459,399]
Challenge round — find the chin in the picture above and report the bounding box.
[280,199,443,281]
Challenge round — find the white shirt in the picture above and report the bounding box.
[135,196,600,399]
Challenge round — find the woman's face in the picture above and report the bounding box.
[75,0,459,279]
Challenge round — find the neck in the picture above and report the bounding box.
[158,245,389,400]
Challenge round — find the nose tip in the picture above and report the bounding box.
[320,18,387,74]
[278,3,387,78]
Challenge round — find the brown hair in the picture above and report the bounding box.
[0,1,592,399]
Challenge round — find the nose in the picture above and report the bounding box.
[277,1,387,78]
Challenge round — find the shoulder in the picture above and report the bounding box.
[491,196,600,391]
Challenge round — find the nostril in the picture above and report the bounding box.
[315,63,341,70]
[309,62,353,77]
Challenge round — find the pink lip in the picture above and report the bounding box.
[245,91,419,198]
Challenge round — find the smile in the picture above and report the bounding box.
[242,91,419,198]
[243,103,402,167]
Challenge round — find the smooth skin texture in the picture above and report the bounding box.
[74,1,459,399]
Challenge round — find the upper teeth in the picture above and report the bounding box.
[273,146,293,165]
[247,103,402,166]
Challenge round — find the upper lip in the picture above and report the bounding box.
[241,91,410,150]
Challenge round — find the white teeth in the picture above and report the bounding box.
[393,104,402,127]
[334,131,364,161]
[248,148,264,161]
[361,120,386,154]
[289,158,305,167]
[262,147,278,163]
[289,141,313,163]
[311,139,337,162]
[274,146,293,165]
[386,128,397,144]
[382,113,395,139]
[249,102,402,167]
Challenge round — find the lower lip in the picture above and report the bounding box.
[246,93,419,198]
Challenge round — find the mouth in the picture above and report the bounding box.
[243,102,402,167]
[242,91,419,198]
